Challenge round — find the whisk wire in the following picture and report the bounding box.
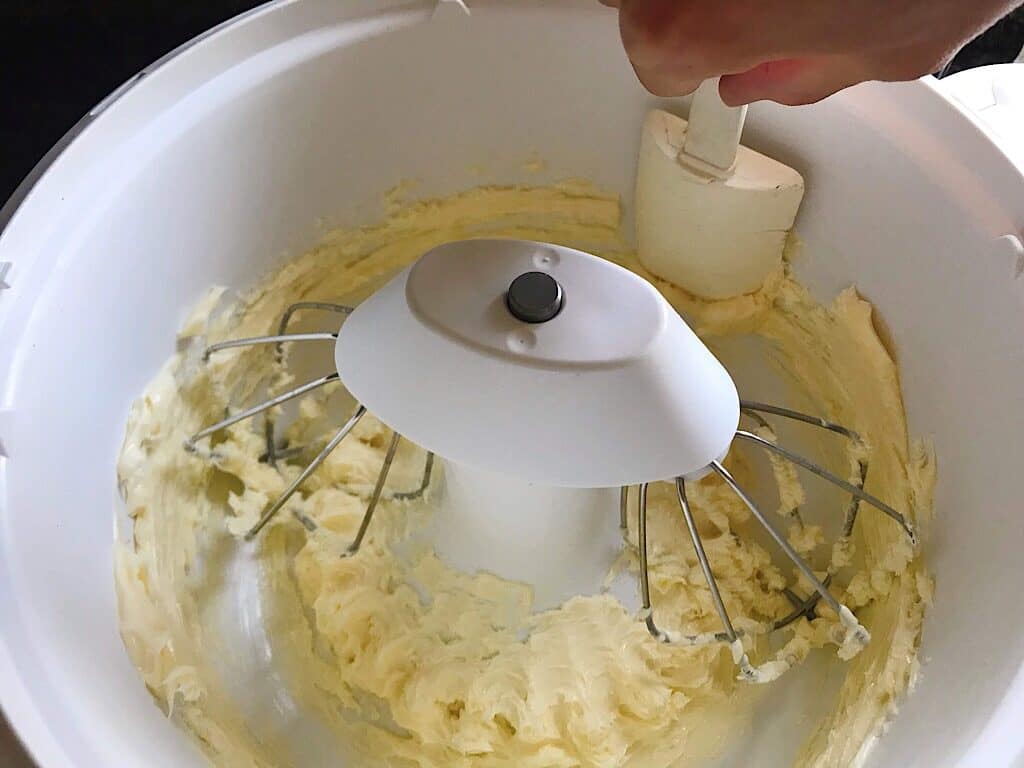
[191,305,432,523]
[733,430,916,542]
[637,482,736,647]
[245,405,367,540]
[203,332,337,361]
[277,302,354,339]
[739,402,874,575]
[740,400,861,441]
[711,460,844,617]
[676,478,739,642]
[842,461,869,539]
[346,431,402,556]
[773,575,832,631]
[186,372,340,450]
[711,460,871,651]
[265,303,355,465]
[676,478,758,679]
[390,451,435,501]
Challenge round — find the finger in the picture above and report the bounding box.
[719,56,869,106]
[616,1,713,96]
[629,63,704,97]
[616,0,761,97]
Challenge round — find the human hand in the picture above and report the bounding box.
[602,0,1023,105]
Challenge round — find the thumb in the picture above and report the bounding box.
[719,57,869,106]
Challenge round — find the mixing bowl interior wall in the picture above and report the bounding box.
[0,4,665,765]
[1,1,1023,766]
[774,83,1024,767]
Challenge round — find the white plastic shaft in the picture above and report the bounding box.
[681,78,747,175]
[431,460,623,612]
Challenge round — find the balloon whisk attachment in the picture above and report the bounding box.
[184,240,916,683]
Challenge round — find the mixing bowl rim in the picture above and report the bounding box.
[1,2,1023,766]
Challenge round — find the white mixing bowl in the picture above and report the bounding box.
[1,1,1023,766]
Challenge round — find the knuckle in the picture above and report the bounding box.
[619,0,677,50]
[880,45,953,81]
[776,91,826,107]
[634,65,699,97]
[621,1,733,65]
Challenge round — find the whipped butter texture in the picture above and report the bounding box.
[116,181,933,768]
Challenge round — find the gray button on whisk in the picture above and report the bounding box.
[506,271,564,324]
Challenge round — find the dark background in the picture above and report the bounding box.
[1,2,1023,202]
[0,1,1021,766]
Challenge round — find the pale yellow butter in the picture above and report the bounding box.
[116,182,932,768]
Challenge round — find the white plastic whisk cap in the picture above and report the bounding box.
[335,239,740,488]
